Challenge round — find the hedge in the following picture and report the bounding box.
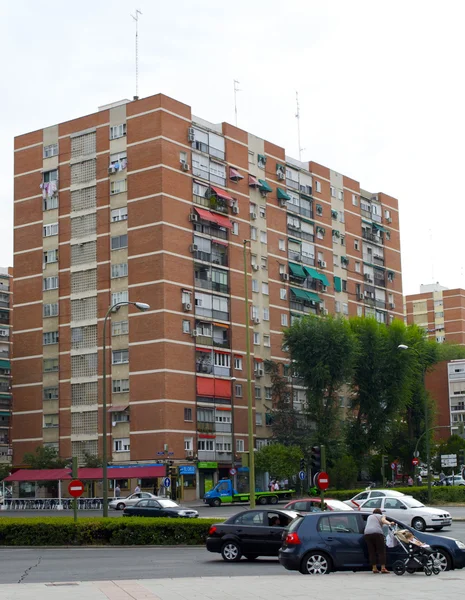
[317,486,465,504]
[0,517,223,546]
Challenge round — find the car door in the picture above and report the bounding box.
[383,497,409,522]
[265,511,292,554]
[146,500,164,517]
[229,511,265,554]
[132,499,149,516]
[127,493,142,506]
[358,497,383,514]
[317,514,366,568]
[350,491,369,508]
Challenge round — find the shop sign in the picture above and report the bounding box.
[179,465,196,475]
[197,462,218,469]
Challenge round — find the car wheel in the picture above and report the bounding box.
[244,554,258,561]
[432,526,443,531]
[257,496,268,505]
[116,503,125,511]
[299,552,331,575]
[411,517,426,532]
[430,549,450,571]
[211,498,221,508]
[221,541,242,562]
[269,496,278,505]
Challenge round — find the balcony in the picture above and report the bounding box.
[197,450,216,461]
[215,422,232,433]
[290,301,318,315]
[362,230,384,245]
[217,452,233,462]
[373,255,385,266]
[196,307,230,322]
[195,362,230,378]
[193,221,228,240]
[192,141,225,161]
[197,422,215,433]
[193,251,228,267]
[374,274,386,287]
[287,227,314,243]
[286,178,300,190]
[193,194,228,215]
[449,372,465,381]
[372,213,382,223]
[287,202,313,219]
[195,276,229,295]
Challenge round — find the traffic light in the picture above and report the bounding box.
[311,446,321,471]
[459,449,465,467]
[382,455,388,468]
[300,458,305,471]
[169,466,177,478]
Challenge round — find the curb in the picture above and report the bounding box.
[0,544,206,549]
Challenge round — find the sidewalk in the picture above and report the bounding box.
[2,572,465,600]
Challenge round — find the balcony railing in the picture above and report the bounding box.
[290,301,318,315]
[193,194,228,215]
[362,230,384,245]
[193,251,228,266]
[195,334,230,348]
[195,277,229,295]
[197,422,215,433]
[215,423,232,433]
[372,213,382,223]
[449,372,465,381]
[197,450,216,461]
[217,452,233,462]
[287,227,314,243]
[361,208,372,219]
[196,363,230,377]
[193,222,228,240]
[286,178,300,190]
[286,202,313,219]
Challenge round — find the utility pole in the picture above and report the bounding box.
[243,240,255,508]
[295,91,304,161]
[234,80,241,127]
[320,445,326,509]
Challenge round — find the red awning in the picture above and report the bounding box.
[215,378,231,398]
[194,207,232,229]
[210,185,234,202]
[216,406,232,411]
[4,469,72,482]
[108,404,129,413]
[197,377,215,397]
[199,434,216,439]
[229,167,244,180]
[249,175,261,187]
[196,347,212,353]
[212,238,228,247]
[3,465,166,482]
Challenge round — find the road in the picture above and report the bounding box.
[0,523,464,585]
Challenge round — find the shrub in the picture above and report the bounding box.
[0,517,222,546]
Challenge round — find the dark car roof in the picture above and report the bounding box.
[224,508,298,523]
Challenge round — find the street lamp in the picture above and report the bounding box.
[398,344,432,503]
[102,300,150,517]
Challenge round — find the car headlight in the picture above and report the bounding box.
[455,540,465,550]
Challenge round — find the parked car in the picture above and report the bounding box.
[123,498,198,518]
[343,489,405,509]
[284,498,353,513]
[206,509,300,562]
[109,492,160,510]
[279,511,465,574]
[438,475,465,486]
[357,495,452,531]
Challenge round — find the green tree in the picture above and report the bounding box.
[328,455,358,489]
[83,452,103,468]
[0,464,10,482]
[255,443,302,482]
[22,446,68,469]
[283,315,357,444]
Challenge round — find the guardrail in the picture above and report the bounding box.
[1,497,113,510]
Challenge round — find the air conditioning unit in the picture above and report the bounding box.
[280,273,289,282]
[186,450,193,457]
[318,260,327,268]
[277,172,285,181]
[232,205,239,214]
[358,293,364,300]
[387,217,392,223]
[189,244,198,253]
[389,303,396,309]
[321,308,329,316]
[188,213,198,222]
[183,302,192,312]
[256,368,264,377]
[254,317,261,324]
[188,127,195,142]
[252,264,260,271]
[181,161,190,171]
[112,421,117,427]
[279,199,287,207]
[251,212,257,220]
[191,329,198,337]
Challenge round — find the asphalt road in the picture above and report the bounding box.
[0,523,463,585]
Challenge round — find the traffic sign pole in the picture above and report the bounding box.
[72,456,78,523]
[320,445,326,510]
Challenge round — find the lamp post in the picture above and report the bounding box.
[243,240,256,508]
[398,344,432,503]
[102,300,150,517]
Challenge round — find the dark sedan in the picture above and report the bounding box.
[206,509,300,562]
[123,498,199,518]
[279,511,465,575]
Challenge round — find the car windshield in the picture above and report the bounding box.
[402,497,424,508]
[158,500,179,508]
[328,500,352,511]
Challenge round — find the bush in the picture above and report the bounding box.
[316,485,465,504]
[0,517,223,546]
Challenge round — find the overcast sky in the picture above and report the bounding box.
[2,0,464,295]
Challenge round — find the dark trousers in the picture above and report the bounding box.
[365,533,386,566]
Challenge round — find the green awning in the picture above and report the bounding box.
[0,359,10,370]
[318,272,330,287]
[373,222,388,232]
[331,210,338,218]
[334,276,342,292]
[288,237,301,244]
[301,218,314,225]
[304,268,330,287]
[306,291,322,303]
[258,179,272,193]
[277,188,291,201]
[289,263,306,278]
[290,288,321,303]
[362,219,372,225]
[0,411,10,417]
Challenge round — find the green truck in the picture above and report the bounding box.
[203,479,295,507]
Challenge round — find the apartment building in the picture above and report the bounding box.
[405,283,465,344]
[13,93,403,497]
[0,268,12,464]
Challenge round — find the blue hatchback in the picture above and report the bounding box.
[279,511,465,575]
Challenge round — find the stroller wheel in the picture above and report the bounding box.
[433,567,440,575]
[406,568,417,574]
[393,560,406,576]
[424,567,432,576]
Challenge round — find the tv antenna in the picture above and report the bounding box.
[234,80,241,127]
[295,91,305,161]
[131,9,142,99]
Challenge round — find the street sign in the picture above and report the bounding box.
[157,451,165,456]
[441,454,457,468]
[168,452,175,455]
[299,470,306,480]
[391,462,396,471]
[316,472,329,490]
[163,477,171,488]
[68,480,85,498]
[229,468,237,476]
[414,450,420,458]
[412,458,419,466]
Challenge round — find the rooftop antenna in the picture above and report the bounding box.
[429,228,435,282]
[295,91,305,161]
[234,80,241,127]
[131,9,142,100]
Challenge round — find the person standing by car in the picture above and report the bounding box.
[364,508,393,574]
[114,485,121,499]
[439,471,446,483]
[134,484,141,493]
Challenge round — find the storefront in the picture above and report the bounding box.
[197,461,218,498]
[177,465,196,501]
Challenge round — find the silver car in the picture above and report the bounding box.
[109,492,160,510]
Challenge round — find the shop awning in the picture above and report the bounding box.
[197,377,214,397]
[229,167,244,180]
[209,185,233,202]
[289,263,306,278]
[258,179,273,193]
[249,175,261,187]
[194,207,232,229]
[334,276,342,292]
[108,404,129,413]
[4,469,72,482]
[304,267,330,287]
[277,188,291,201]
[3,465,166,483]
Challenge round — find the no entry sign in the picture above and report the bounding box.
[412,458,419,466]
[316,472,329,490]
[68,479,85,498]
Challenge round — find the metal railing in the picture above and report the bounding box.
[2,497,116,510]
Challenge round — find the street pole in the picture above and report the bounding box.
[72,456,78,523]
[320,444,326,509]
[243,240,255,509]
[422,369,432,504]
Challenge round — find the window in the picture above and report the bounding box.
[182,290,191,305]
[44,143,58,158]
[342,303,349,315]
[184,437,193,452]
[44,249,58,265]
[352,194,358,206]
[112,320,128,336]
[43,169,58,184]
[250,226,257,241]
[263,335,270,347]
[43,331,59,345]
[385,209,391,219]
[43,302,59,318]
[355,262,361,273]
[281,313,288,326]
[214,352,230,368]
[260,231,267,244]
[255,386,262,399]
[259,206,266,219]
[112,379,129,393]
[236,439,245,453]
[114,438,130,452]
[253,332,260,345]
[43,276,58,291]
[235,384,243,397]
[111,235,128,250]
[44,358,59,372]
[111,207,128,222]
[354,240,359,251]
[110,124,127,139]
[330,186,336,197]
[182,320,191,334]
[198,439,214,451]
[44,414,59,428]
[318,514,360,534]
[280,288,287,300]
[342,280,347,292]
[234,357,243,370]
[43,223,58,237]
[265,387,272,400]
[338,190,343,201]
[43,194,58,211]
[335,301,341,313]
[111,263,128,278]
[110,180,127,195]
[184,408,192,422]
[357,306,363,317]
[315,180,321,193]
[263,307,270,321]
[333,255,339,267]
[111,291,128,305]
[232,222,239,236]
[257,154,266,169]
[260,257,267,270]
[43,387,58,400]
[248,151,255,165]
[262,282,269,295]
[112,350,129,364]
[279,239,285,251]
[255,412,263,426]
[252,279,259,292]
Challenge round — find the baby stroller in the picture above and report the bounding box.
[391,529,440,576]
